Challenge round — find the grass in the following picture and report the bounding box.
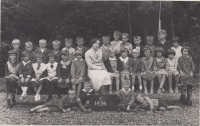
[0,77,199,125]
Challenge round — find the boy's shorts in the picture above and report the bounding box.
[158,99,169,109]
[43,101,59,112]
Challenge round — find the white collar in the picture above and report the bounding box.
[124,43,130,46]
[74,58,83,61]
[22,60,31,66]
[119,56,129,63]
[82,89,93,93]
[109,57,117,61]
[122,88,131,93]
[61,60,70,65]
[78,46,83,50]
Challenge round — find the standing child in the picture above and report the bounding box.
[100,35,113,61]
[5,50,20,108]
[31,54,47,101]
[75,37,88,57]
[110,30,123,58]
[131,49,142,91]
[18,52,33,100]
[141,47,157,94]
[57,51,71,98]
[62,38,75,61]
[117,48,132,88]
[171,37,182,59]
[155,47,169,94]
[50,41,62,62]
[71,50,86,97]
[104,50,120,93]
[122,33,132,56]
[167,49,180,93]
[178,46,195,106]
[35,39,50,64]
[11,39,22,62]
[22,41,36,63]
[46,53,61,101]
[145,36,156,57]
[132,36,145,58]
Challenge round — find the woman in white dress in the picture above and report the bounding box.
[85,38,111,94]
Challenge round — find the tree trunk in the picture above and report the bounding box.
[143,14,148,44]
[170,3,175,39]
[127,2,133,45]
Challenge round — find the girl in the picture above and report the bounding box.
[18,52,33,100]
[5,50,20,108]
[117,48,132,88]
[178,46,195,106]
[110,30,123,58]
[155,47,169,94]
[57,51,71,98]
[71,50,86,97]
[141,47,157,94]
[167,49,179,93]
[31,53,47,101]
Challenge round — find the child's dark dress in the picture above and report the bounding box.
[80,89,95,105]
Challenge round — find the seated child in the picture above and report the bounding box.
[57,51,71,98]
[22,41,36,63]
[100,35,113,61]
[104,49,120,93]
[29,89,91,113]
[5,50,20,108]
[171,36,182,59]
[80,82,95,109]
[11,39,22,62]
[117,48,132,88]
[71,50,86,97]
[135,93,181,112]
[117,79,136,112]
[62,38,75,61]
[35,39,50,64]
[167,49,179,93]
[145,36,156,57]
[155,47,169,94]
[50,41,62,62]
[31,53,47,101]
[110,30,123,58]
[131,49,142,91]
[74,36,88,57]
[122,33,132,56]
[18,52,33,100]
[132,36,145,58]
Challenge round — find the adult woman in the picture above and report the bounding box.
[85,38,111,94]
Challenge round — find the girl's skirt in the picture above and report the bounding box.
[142,72,155,81]
[180,76,195,85]
[72,75,85,85]
[57,79,71,88]
[157,69,168,76]
[18,79,31,87]
[31,78,45,87]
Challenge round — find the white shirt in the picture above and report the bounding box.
[171,46,182,59]
[46,62,58,77]
[40,48,45,53]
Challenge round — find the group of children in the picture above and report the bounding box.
[5,29,195,113]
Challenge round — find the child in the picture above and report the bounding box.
[155,47,169,94]
[31,53,47,101]
[132,36,145,58]
[171,36,182,59]
[57,51,71,98]
[131,49,142,91]
[71,50,86,97]
[46,52,61,101]
[156,29,171,58]
[50,40,62,62]
[11,39,22,62]
[117,79,136,112]
[35,39,50,64]
[80,82,95,109]
[22,41,36,63]
[122,33,132,56]
[141,47,157,94]
[110,30,123,58]
[62,38,75,61]
[135,93,181,112]
[100,35,113,61]
[104,50,120,93]
[145,36,156,57]
[5,50,20,108]
[29,89,91,113]
[74,37,88,57]
[167,49,180,93]
[117,48,132,88]
[18,52,33,100]
[178,46,195,106]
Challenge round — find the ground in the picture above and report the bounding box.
[0,77,199,125]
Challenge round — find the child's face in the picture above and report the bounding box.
[53,44,60,50]
[122,36,128,43]
[39,42,46,49]
[49,57,55,63]
[77,39,84,47]
[76,53,82,60]
[132,52,138,58]
[156,52,162,58]
[173,42,179,47]
[121,51,127,58]
[13,44,19,50]
[9,54,16,61]
[61,55,69,61]
[37,57,42,64]
[158,33,166,40]
[114,34,120,41]
[147,40,153,46]
[144,50,151,58]
[134,39,141,46]
[102,38,110,45]
[25,45,33,52]
[109,52,115,58]
[84,84,91,92]
[23,55,29,62]
[123,83,130,90]
[168,54,174,60]
[136,95,145,103]
[69,92,76,99]
[182,49,189,57]
[65,41,72,48]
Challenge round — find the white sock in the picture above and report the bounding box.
[23,87,28,95]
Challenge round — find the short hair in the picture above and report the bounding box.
[121,48,128,54]
[124,79,131,84]
[181,46,191,54]
[133,35,141,40]
[39,39,47,44]
[8,50,17,55]
[155,47,164,55]
[132,49,139,53]
[102,35,110,40]
[109,48,115,54]
[75,50,83,56]
[90,38,100,47]
[12,39,20,45]
[167,49,176,56]
[84,81,92,87]
[114,30,122,37]
[68,89,76,94]
[48,52,56,58]
[143,47,151,53]
[21,51,29,57]
[158,29,167,36]
[52,40,60,45]
[36,53,43,58]
[172,36,180,43]
[146,36,154,41]
[64,38,72,43]
[122,33,129,39]
[76,36,84,42]
[61,51,69,57]
[25,41,33,47]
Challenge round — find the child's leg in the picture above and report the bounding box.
[118,103,127,111]
[125,74,130,80]
[84,100,90,109]
[180,83,187,103]
[138,75,142,91]
[57,87,61,98]
[109,76,113,93]
[77,98,87,112]
[115,77,120,91]
[121,74,125,88]
[131,75,136,90]
[37,84,43,94]
[168,73,173,93]
[30,105,45,112]
[77,83,82,97]
[167,106,181,110]
[72,84,76,90]
[100,85,106,95]
[36,107,50,112]
[174,75,179,93]
[150,79,154,94]
[143,80,148,94]
[186,84,193,106]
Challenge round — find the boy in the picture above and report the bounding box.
[122,33,132,56]
[145,36,156,57]
[100,35,113,61]
[62,38,75,61]
[171,36,182,59]
[11,39,22,62]
[80,82,95,109]
[22,41,36,63]
[35,39,50,64]
[117,79,136,112]
[74,37,88,57]
[29,89,91,113]
[156,29,171,58]
[110,30,123,58]
[132,36,144,58]
[50,40,62,62]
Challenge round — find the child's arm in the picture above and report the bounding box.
[66,62,71,80]
[56,63,61,79]
[18,62,23,78]
[190,58,195,74]
[128,90,135,106]
[70,61,76,81]
[144,96,154,112]
[140,59,145,73]
[174,58,178,71]
[27,63,33,79]
[80,61,86,79]
[165,58,170,72]
[5,63,9,78]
